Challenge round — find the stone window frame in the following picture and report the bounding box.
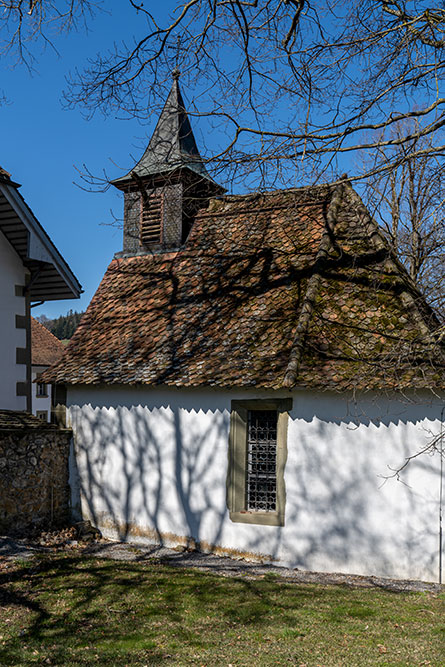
[36,410,48,421]
[227,398,292,527]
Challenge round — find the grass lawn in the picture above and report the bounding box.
[0,555,443,666]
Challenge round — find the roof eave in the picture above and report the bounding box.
[110,165,226,194]
[0,180,82,301]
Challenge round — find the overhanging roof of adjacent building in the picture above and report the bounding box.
[0,169,82,301]
[43,180,445,392]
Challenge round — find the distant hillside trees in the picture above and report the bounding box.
[35,310,84,340]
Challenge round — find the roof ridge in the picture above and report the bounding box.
[283,183,345,388]
[221,183,331,198]
[199,200,325,219]
[210,183,332,203]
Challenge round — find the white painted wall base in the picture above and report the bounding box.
[67,385,444,582]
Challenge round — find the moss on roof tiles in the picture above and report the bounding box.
[42,183,445,391]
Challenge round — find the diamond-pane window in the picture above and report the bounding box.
[246,410,278,512]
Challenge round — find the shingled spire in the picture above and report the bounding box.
[112,72,224,254]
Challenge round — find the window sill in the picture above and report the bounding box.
[229,510,284,527]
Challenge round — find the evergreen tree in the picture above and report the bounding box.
[35,310,85,340]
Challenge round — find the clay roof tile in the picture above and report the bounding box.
[31,317,65,367]
[42,183,445,392]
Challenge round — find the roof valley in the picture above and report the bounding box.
[283,182,345,388]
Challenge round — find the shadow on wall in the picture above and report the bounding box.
[288,414,442,578]
[68,391,444,579]
[293,390,445,428]
[70,399,230,552]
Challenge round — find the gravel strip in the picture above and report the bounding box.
[83,541,445,593]
[1,536,443,594]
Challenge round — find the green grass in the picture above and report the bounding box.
[0,555,443,666]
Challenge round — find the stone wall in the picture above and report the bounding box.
[0,411,71,535]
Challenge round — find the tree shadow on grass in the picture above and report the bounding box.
[0,553,408,665]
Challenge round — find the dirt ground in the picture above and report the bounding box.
[1,534,443,594]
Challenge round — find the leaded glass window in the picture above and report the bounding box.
[246,409,278,512]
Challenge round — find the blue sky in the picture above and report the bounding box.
[1,2,375,320]
[1,2,184,319]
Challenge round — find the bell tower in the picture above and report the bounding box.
[111,71,224,254]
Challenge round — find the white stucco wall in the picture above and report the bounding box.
[0,232,27,410]
[67,385,444,582]
[31,366,52,421]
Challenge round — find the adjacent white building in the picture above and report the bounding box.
[0,166,81,413]
[31,317,65,421]
[0,222,28,411]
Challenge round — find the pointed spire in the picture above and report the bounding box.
[111,73,216,187]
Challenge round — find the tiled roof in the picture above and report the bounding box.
[31,317,64,367]
[0,410,60,430]
[42,183,445,392]
[0,169,82,301]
